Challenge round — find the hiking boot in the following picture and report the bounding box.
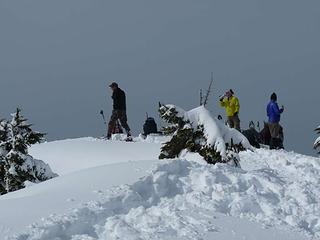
[269,138,276,150]
[106,134,112,140]
[275,138,284,149]
[124,132,132,142]
[270,138,284,150]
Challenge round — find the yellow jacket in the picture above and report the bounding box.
[220,96,240,117]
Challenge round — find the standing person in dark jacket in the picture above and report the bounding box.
[267,93,284,149]
[107,82,131,140]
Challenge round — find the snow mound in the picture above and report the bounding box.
[13,149,320,240]
[29,137,168,175]
[22,157,58,181]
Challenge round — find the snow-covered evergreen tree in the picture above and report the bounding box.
[0,109,57,195]
[159,104,251,165]
[314,125,320,153]
[0,119,9,193]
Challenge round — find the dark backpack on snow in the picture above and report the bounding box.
[143,117,158,136]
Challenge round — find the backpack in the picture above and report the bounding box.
[242,128,261,148]
[143,117,158,136]
[242,121,261,148]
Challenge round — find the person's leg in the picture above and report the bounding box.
[119,111,131,136]
[275,138,284,149]
[268,123,275,149]
[269,137,276,149]
[273,124,281,149]
[227,116,235,128]
[268,123,280,149]
[107,110,119,138]
[233,115,241,131]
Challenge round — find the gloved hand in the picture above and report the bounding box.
[219,94,226,101]
[234,112,238,116]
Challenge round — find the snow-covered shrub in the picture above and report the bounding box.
[159,104,252,165]
[0,109,57,195]
[315,125,320,153]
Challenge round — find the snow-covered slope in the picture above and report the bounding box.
[1,137,319,240]
[29,137,164,175]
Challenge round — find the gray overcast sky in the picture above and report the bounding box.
[0,0,319,155]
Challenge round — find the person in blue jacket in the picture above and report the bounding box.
[267,93,284,149]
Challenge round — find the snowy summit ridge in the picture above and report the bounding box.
[0,109,318,240]
[2,138,319,240]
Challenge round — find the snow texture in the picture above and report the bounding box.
[29,137,164,175]
[6,139,319,240]
[22,156,57,182]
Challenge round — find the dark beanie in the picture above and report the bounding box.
[271,92,277,101]
[109,82,118,88]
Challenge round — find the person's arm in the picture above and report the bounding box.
[219,98,227,107]
[272,103,282,115]
[234,98,240,115]
[280,105,284,113]
[113,91,120,109]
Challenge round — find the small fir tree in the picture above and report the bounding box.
[0,109,57,195]
[159,104,245,165]
[314,126,320,153]
[0,119,9,193]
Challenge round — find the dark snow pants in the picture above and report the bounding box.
[108,110,131,136]
[227,114,241,131]
[268,122,284,149]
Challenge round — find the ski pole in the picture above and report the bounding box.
[100,110,107,125]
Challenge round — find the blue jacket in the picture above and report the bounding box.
[267,101,283,123]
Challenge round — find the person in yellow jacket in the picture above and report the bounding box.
[219,89,241,131]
